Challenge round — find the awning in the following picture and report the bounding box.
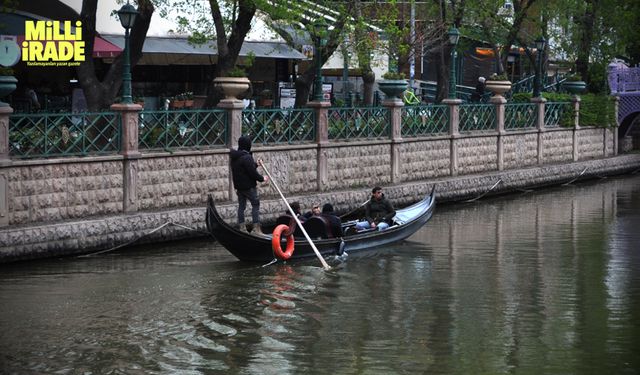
[16,35,123,58]
[101,35,306,65]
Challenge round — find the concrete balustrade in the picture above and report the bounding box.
[0,95,620,232]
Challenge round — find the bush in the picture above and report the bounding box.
[579,94,616,128]
[488,73,509,81]
[382,71,406,80]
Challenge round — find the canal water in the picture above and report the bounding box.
[1,175,639,374]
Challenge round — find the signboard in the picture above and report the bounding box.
[322,83,333,101]
[279,87,296,109]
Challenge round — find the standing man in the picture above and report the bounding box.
[355,186,396,231]
[230,135,269,235]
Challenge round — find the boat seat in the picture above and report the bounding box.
[302,216,332,239]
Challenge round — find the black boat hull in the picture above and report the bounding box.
[206,188,436,262]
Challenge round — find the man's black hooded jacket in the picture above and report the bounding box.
[230,136,265,190]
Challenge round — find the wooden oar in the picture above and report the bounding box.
[258,160,331,271]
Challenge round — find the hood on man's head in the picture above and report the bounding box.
[238,135,252,151]
[322,203,334,214]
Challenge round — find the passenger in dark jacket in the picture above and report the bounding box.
[355,186,396,231]
[321,203,343,237]
[230,136,269,234]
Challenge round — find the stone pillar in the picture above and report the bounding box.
[218,99,245,201]
[112,103,142,213]
[572,95,581,161]
[383,98,404,183]
[491,96,507,171]
[531,97,547,165]
[0,106,13,227]
[308,101,331,191]
[443,98,462,176]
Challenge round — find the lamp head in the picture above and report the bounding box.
[117,2,138,30]
[535,36,546,51]
[313,17,328,45]
[448,26,460,46]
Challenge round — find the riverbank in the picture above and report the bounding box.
[1,154,639,263]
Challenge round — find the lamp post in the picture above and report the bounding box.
[313,18,328,102]
[507,53,516,82]
[533,36,546,98]
[117,1,138,104]
[447,26,460,99]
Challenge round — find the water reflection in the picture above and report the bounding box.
[0,176,639,374]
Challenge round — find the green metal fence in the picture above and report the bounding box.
[505,103,537,131]
[9,112,121,158]
[242,108,315,145]
[401,105,449,137]
[328,107,390,140]
[544,102,573,128]
[459,104,496,133]
[138,109,227,151]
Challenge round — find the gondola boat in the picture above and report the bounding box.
[205,186,436,262]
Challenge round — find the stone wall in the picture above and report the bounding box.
[542,130,574,164]
[398,138,451,181]
[503,132,538,169]
[0,97,630,262]
[7,159,123,225]
[137,151,230,210]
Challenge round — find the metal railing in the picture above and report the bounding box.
[505,103,537,131]
[459,104,496,133]
[544,102,573,128]
[401,105,449,137]
[138,109,227,151]
[328,106,390,140]
[9,112,121,158]
[242,108,315,145]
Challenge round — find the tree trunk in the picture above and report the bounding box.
[203,0,256,108]
[362,70,375,106]
[76,0,153,111]
[575,0,596,83]
[294,69,314,108]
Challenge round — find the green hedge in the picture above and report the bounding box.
[510,92,615,128]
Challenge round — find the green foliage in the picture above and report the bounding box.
[382,71,406,80]
[565,73,582,81]
[488,73,508,81]
[0,66,14,75]
[579,94,616,128]
[542,92,573,102]
[227,66,247,77]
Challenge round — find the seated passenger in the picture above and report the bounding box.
[287,201,304,222]
[302,203,321,220]
[355,186,396,231]
[321,203,343,237]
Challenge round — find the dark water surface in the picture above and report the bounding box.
[1,175,639,374]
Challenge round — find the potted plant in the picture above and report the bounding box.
[561,73,586,94]
[0,67,17,107]
[378,71,408,100]
[258,89,274,107]
[485,73,512,98]
[214,66,251,101]
[171,94,185,109]
[182,91,194,107]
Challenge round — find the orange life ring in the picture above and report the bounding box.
[272,224,295,260]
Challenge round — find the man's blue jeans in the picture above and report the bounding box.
[237,187,260,224]
[355,220,390,231]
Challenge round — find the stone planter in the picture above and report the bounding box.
[562,80,586,94]
[0,75,18,107]
[377,79,408,100]
[485,80,512,98]
[214,77,250,100]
